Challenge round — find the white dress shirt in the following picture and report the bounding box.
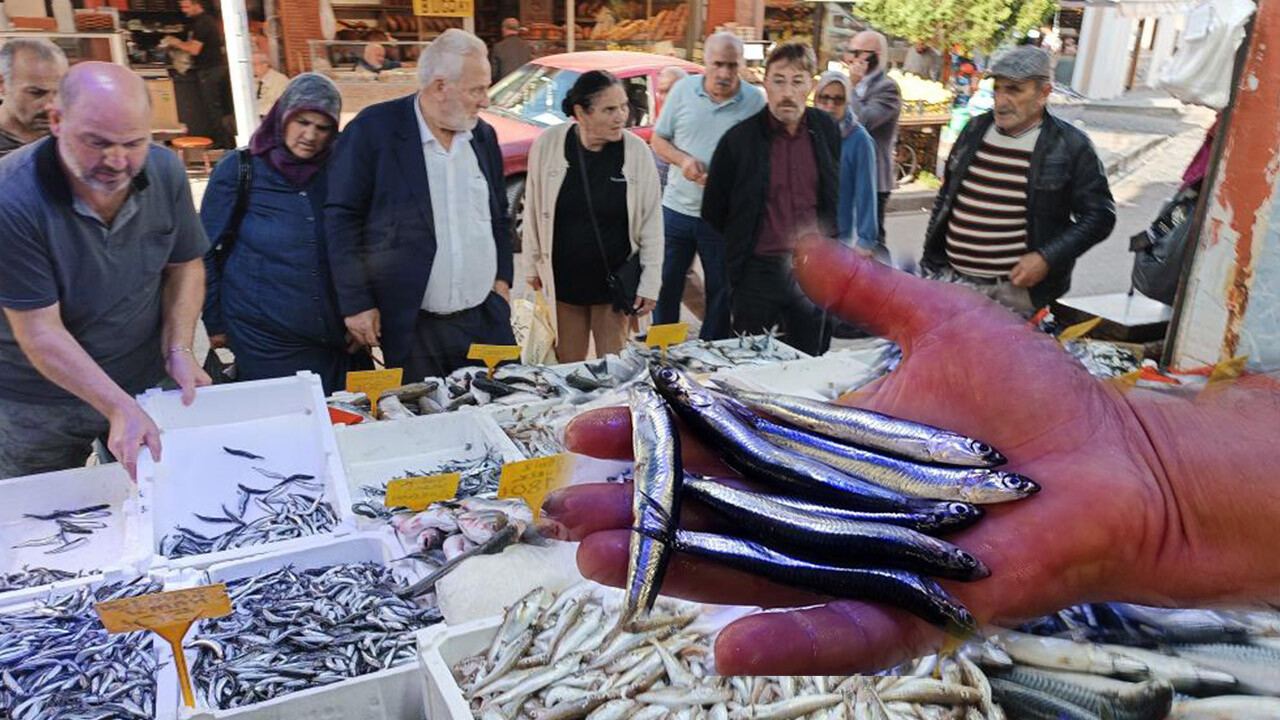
[414,98,498,313]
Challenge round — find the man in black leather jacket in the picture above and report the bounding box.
[921,47,1115,315]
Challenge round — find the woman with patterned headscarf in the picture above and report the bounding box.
[814,70,881,257]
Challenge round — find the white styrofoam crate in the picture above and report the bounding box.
[0,463,150,605]
[170,532,430,720]
[334,410,525,527]
[135,372,355,571]
[705,335,811,361]
[711,340,893,401]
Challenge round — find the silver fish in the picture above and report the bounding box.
[712,382,1005,468]
[618,383,683,634]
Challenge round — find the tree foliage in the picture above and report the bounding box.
[854,0,1057,53]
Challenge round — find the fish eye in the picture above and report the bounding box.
[972,441,992,454]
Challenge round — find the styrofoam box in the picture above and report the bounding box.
[171,532,429,720]
[0,570,181,720]
[0,463,149,605]
[334,411,525,527]
[705,335,811,361]
[711,340,893,401]
[135,372,355,571]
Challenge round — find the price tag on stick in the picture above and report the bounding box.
[346,368,403,417]
[468,344,521,378]
[645,323,689,361]
[498,453,574,519]
[385,472,461,511]
[96,585,233,708]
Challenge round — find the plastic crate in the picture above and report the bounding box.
[711,340,893,400]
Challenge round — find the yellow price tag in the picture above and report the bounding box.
[498,453,574,519]
[1208,355,1248,383]
[96,585,233,708]
[645,323,689,361]
[468,344,521,378]
[346,368,403,417]
[385,473,461,511]
[1057,317,1103,343]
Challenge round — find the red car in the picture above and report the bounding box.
[482,51,703,244]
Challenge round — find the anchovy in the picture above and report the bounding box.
[711,382,1005,468]
[397,524,519,598]
[22,503,111,521]
[650,364,963,515]
[682,478,986,580]
[618,383,684,633]
[989,666,1172,720]
[665,528,976,631]
[0,566,82,593]
[738,412,1038,504]
[223,446,266,460]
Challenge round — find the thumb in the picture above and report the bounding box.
[793,235,1001,350]
[145,427,163,465]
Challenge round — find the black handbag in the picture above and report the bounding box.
[1130,184,1198,305]
[574,130,641,315]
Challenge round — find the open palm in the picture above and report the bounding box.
[543,237,1274,674]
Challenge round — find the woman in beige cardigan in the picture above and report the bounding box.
[524,71,664,362]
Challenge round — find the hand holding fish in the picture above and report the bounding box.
[544,236,1280,675]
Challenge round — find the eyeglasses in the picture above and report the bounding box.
[817,94,846,103]
[844,49,876,59]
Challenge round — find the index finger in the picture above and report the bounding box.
[564,406,733,476]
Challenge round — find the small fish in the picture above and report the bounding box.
[222,446,266,460]
[988,678,1099,720]
[712,382,1006,468]
[397,524,518,598]
[46,537,89,554]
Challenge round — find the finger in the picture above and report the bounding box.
[541,482,732,539]
[794,235,1008,348]
[120,440,139,481]
[180,374,196,406]
[564,407,734,476]
[576,529,828,608]
[713,602,943,674]
[195,368,213,388]
[145,427,162,464]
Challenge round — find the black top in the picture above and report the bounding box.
[553,126,630,307]
[189,13,224,70]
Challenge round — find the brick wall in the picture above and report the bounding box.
[705,0,733,34]
[279,0,322,74]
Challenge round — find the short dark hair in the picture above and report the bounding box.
[561,70,621,117]
[765,42,816,76]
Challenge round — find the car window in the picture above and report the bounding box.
[621,76,652,128]
[489,64,581,126]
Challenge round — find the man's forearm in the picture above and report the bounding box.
[162,259,205,353]
[652,136,692,168]
[10,317,133,419]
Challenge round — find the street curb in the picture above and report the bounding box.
[1103,134,1167,179]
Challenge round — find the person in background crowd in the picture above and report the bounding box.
[0,63,210,479]
[0,39,67,161]
[813,71,879,256]
[253,51,289,118]
[202,74,366,395]
[649,65,706,322]
[844,30,901,249]
[491,18,532,84]
[326,29,515,383]
[524,71,662,361]
[357,43,402,75]
[651,33,765,340]
[164,0,233,147]
[902,40,943,81]
[921,46,1114,316]
[702,43,839,356]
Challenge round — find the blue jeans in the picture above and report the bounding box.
[654,208,732,340]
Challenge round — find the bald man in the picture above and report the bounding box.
[0,62,211,479]
[844,30,901,252]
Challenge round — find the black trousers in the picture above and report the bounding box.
[876,191,891,246]
[405,291,516,381]
[730,254,830,356]
[195,65,234,148]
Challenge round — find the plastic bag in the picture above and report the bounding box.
[1157,0,1256,109]
[1130,189,1198,304]
[513,291,558,365]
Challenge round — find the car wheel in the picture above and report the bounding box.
[506,176,526,254]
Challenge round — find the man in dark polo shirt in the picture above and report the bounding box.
[702,43,840,356]
[0,63,211,479]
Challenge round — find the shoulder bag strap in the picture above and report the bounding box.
[215,148,255,271]
[572,126,614,274]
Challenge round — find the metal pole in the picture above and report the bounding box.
[221,0,259,147]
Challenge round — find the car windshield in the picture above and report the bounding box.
[488,64,581,126]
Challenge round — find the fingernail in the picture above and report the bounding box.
[541,488,572,518]
[534,518,569,541]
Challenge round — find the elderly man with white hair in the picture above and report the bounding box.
[325,28,516,381]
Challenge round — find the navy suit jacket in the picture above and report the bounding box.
[325,94,514,369]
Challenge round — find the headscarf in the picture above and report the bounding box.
[816,71,857,137]
[249,72,342,187]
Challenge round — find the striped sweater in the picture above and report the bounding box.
[945,123,1041,278]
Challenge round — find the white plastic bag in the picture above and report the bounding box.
[512,291,558,365]
[1157,0,1256,109]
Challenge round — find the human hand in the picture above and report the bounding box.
[632,296,656,316]
[846,56,869,83]
[680,157,708,185]
[166,348,211,406]
[107,400,163,481]
[853,245,876,259]
[159,36,178,48]
[543,236,1275,674]
[528,276,543,292]
[1009,251,1050,288]
[344,309,381,348]
[208,333,229,350]
[494,280,512,304]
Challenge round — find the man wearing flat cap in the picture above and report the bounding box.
[920,46,1115,316]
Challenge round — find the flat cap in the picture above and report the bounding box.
[988,46,1052,81]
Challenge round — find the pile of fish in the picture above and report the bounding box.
[188,562,442,709]
[623,332,806,374]
[452,584,993,720]
[1063,340,1143,379]
[389,496,540,599]
[159,447,339,559]
[351,444,508,521]
[10,503,113,556]
[0,577,162,720]
[0,566,83,594]
[494,403,574,458]
[616,364,1040,635]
